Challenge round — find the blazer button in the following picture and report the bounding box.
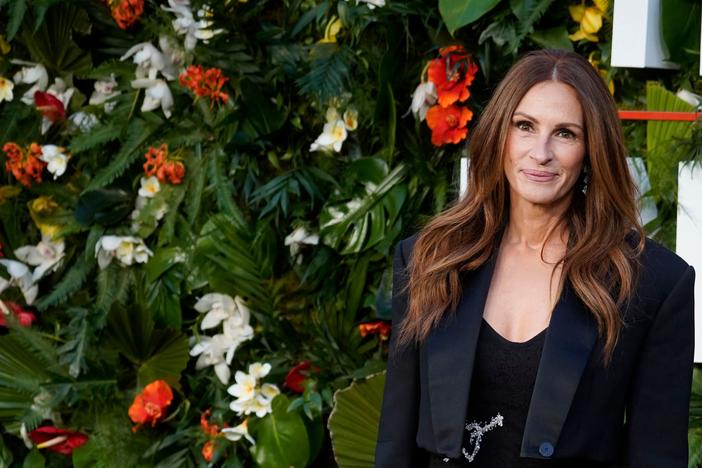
[539,442,554,457]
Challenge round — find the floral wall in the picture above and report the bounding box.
[0,0,700,466]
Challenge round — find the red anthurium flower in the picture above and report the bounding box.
[128,380,174,431]
[29,426,88,455]
[34,91,66,122]
[0,301,36,327]
[425,104,473,147]
[359,321,392,341]
[284,361,321,393]
[427,45,479,108]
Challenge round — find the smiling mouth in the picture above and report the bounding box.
[521,169,557,181]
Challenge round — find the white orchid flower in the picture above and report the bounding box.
[0,76,13,102]
[309,118,348,152]
[221,320,254,361]
[0,259,39,305]
[39,145,69,179]
[14,234,65,281]
[162,1,224,51]
[284,226,319,258]
[158,35,185,75]
[189,334,233,384]
[11,60,49,105]
[68,112,99,132]
[138,176,161,198]
[89,74,121,112]
[120,42,170,80]
[248,362,271,380]
[95,235,153,269]
[130,78,174,119]
[343,108,358,131]
[221,420,255,445]
[409,81,437,121]
[195,293,252,331]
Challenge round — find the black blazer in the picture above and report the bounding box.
[375,234,695,467]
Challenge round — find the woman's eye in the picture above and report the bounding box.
[515,120,532,131]
[555,128,576,139]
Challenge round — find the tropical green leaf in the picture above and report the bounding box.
[328,372,386,467]
[439,0,502,35]
[529,26,573,51]
[661,0,701,63]
[137,331,188,390]
[74,189,133,226]
[251,395,310,468]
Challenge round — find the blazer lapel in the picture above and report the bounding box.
[425,255,497,457]
[520,280,598,458]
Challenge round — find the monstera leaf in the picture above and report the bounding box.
[328,372,386,467]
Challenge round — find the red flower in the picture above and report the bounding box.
[2,141,47,187]
[128,380,174,431]
[202,440,216,462]
[200,409,221,437]
[427,45,479,108]
[179,65,230,106]
[425,104,473,147]
[0,301,36,327]
[284,361,321,394]
[105,0,144,29]
[359,321,392,341]
[143,144,185,185]
[34,91,66,123]
[29,426,88,455]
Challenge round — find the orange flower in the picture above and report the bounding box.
[2,142,47,187]
[359,321,392,341]
[179,65,229,106]
[425,104,473,147]
[105,0,144,29]
[427,45,479,108]
[143,144,185,185]
[128,380,174,431]
[202,440,216,462]
[200,409,221,437]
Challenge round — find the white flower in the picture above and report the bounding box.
[138,176,161,198]
[95,235,153,269]
[310,119,348,152]
[677,89,702,108]
[221,318,254,354]
[0,259,38,305]
[221,420,255,445]
[120,42,178,81]
[68,112,99,132]
[0,76,13,102]
[284,226,319,258]
[89,74,121,112]
[162,1,225,51]
[130,78,174,119]
[38,145,69,179]
[409,81,437,121]
[195,293,251,330]
[227,362,280,417]
[190,334,234,384]
[11,60,49,104]
[350,0,385,8]
[14,234,65,281]
[343,108,358,131]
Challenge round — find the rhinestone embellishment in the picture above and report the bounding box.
[461,413,504,463]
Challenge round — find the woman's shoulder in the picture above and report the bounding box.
[628,232,694,299]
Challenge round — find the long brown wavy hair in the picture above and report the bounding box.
[399,49,644,363]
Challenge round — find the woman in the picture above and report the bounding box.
[375,49,695,467]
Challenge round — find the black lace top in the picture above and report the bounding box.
[428,317,551,467]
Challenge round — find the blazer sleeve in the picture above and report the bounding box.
[626,265,696,468]
[375,239,427,468]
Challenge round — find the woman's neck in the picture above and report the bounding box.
[503,195,570,255]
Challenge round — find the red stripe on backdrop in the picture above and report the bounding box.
[618,110,702,121]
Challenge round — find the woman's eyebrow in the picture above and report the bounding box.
[512,111,584,131]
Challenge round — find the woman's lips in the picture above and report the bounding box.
[521,169,557,182]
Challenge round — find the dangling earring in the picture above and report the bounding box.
[581,165,589,195]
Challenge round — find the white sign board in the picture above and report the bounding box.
[676,162,702,362]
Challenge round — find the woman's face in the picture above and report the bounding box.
[503,80,586,209]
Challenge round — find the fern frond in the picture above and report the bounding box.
[69,123,122,154]
[84,118,160,192]
[296,44,352,101]
[207,146,247,229]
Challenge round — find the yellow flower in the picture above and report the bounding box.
[568,1,608,43]
[0,76,13,102]
[588,52,614,95]
[319,17,343,44]
[29,197,62,239]
[0,35,10,55]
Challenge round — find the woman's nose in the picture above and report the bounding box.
[528,133,553,165]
